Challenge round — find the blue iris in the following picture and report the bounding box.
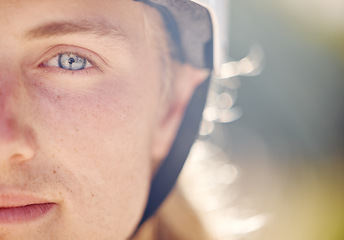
[58,53,87,70]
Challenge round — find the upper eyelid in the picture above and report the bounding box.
[35,44,109,69]
[43,51,94,68]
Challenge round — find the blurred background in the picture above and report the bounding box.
[179,0,344,239]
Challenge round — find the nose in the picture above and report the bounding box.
[0,80,36,163]
[0,119,36,162]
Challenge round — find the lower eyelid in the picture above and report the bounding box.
[32,66,99,81]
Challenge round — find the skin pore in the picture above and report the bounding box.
[0,0,208,239]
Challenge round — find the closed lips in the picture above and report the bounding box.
[0,194,56,224]
[0,203,56,223]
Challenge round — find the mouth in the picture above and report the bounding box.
[0,195,57,224]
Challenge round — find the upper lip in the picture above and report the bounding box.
[0,190,53,208]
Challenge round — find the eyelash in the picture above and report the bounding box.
[45,53,92,70]
[37,47,101,76]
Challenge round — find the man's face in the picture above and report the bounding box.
[0,0,171,239]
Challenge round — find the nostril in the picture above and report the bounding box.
[0,124,37,163]
[11,153,28,162]
[0,141,36,163]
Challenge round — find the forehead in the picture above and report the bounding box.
[0,0,148,41]
[1,0,141,15]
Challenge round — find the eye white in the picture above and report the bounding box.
[44,53,93,70]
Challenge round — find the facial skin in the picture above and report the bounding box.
[0,0,208,239]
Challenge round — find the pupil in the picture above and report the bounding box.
[68,58,75,64]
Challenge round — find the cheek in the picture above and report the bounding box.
[26,73,160,237]
[30,75,157,158]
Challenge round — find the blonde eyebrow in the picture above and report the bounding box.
[25,19,127,40]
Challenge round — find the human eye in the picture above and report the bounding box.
[43,52,93,71]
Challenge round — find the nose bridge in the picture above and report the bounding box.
[0,72,21,139]
[0,69,36,162]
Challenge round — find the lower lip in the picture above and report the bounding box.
[0,203,56,224]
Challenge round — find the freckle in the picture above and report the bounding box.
[91,194,95,197]
[53,170,56,174]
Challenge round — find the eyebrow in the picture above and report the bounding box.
[25,19,127,40]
